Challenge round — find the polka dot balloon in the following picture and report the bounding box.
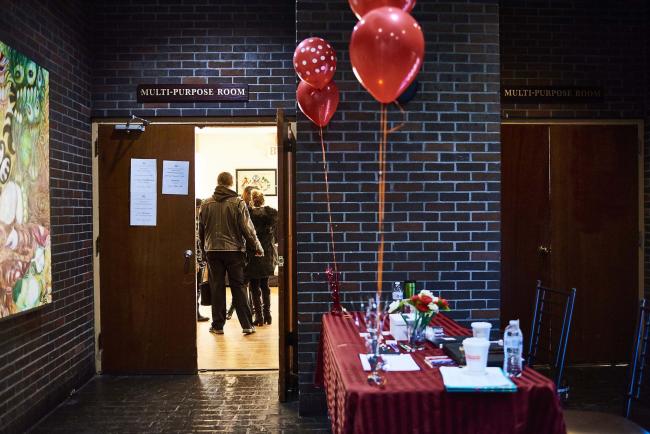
[293,37,337,90]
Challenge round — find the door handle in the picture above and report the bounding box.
[183,249,193,273]
[538,245,551,255]
[278,255,285,267]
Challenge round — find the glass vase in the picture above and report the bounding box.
[407,312,435,348]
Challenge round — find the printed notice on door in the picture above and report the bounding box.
[130,158,157,226]
[162,160,189,195]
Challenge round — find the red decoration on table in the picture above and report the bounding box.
[348,0,416,21]
[297,80,340,127]
[293,37,337,90]
[349,7,424,103]
[325,266,343,315]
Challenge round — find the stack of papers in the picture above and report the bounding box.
[359,354,421,371]
[439,367,517,392]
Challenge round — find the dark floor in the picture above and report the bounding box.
[28,366,648,433]
[29,373,331,434]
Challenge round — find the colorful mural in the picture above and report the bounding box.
[0,41,51,319]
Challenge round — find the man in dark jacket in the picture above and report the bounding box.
[199,172,263,335]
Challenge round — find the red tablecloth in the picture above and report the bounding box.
[316,313,566,434]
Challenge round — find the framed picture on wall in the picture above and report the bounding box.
[236,169,277,197]
[0,40,52,320]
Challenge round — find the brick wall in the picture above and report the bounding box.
[0,1,94,432]
[646,5,650,296]
[501,0,646,119]
[295,0,500,413]
[500,0,650,292]
[91,0,296,118]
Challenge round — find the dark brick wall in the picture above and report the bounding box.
[501,0,646,119]
[0,1,94,432]
[295,0,500,413]
[501,1,650,292]
[91,0,296,118]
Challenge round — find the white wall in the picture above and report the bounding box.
[195,126,278,209]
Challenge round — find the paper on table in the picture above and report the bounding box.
[359,354,421,372]
[439,366,517,392]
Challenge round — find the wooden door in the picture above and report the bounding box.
[277,110,297,401]
[98,124,197,373]
[501,124,551,339]
[550,125,639,363]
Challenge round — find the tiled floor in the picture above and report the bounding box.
[29,373,331,434]
[29,366,649,433]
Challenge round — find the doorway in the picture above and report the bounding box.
[93,113,297,399]
[195,126,279,370]
[501,121,643,364]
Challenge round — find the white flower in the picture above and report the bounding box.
[419,289,434,298]
[432,296,439,303]
[428,303,439,313]
[388,300,401,313]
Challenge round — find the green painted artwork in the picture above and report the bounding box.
[0,41,51,318]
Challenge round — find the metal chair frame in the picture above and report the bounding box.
[527,280,576,397]
[625,298,650,418]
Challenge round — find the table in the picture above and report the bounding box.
[316,313,566,434]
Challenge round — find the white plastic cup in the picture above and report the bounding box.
[471,322,492,340]
[463,337,490,375]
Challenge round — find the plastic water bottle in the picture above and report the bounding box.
[503,319,523,377]
[392,281,403,301]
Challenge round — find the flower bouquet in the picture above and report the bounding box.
[388,290,450,347]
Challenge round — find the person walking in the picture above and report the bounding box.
[199,172,263,335]
[245,189,278,326]
[195,198,209,322]
[226,185,256,322]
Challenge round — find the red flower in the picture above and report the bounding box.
[420,295,433,305]
[410,295,419,303]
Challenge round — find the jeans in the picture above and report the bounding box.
[205,251,253,330]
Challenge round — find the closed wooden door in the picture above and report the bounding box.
[550,125,639,362]
[501,123,640,364]
[501,124,551,339]
[98,124,197,373]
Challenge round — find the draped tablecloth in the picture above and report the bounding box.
[315,313,567,434]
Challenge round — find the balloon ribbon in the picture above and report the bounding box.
[320,127,342,314]
[376,104,388,296]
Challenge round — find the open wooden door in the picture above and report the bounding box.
[277,109,298,401]
[98,124,197,373]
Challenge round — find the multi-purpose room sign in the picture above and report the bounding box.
[501,86,603,104]
[136,84,249,102]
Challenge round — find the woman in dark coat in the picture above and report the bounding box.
[245,189,278,326]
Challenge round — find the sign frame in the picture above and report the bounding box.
[136,83,249,103]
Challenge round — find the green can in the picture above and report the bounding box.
[403,280,416,298]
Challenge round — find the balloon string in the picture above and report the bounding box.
[389,101,407,134]
[319,126,338,274]
[377,104,388,296]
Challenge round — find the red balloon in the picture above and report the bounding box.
[348,0,416,20]
[293,37,337,89]
[349,7,424,103]
[297,81,339,127]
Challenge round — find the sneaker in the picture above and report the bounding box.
[242,327,256,335]
[209,327,224,335]
[197,315,209,322]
